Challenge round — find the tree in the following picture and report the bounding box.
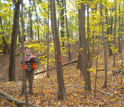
[0,17,10,54]
[21,0,28,106]
[118,3,121,53]
[108,7,113,56]
[33,0,40,41]
[64,0,71,61]
[100,0,108,88]
[79,0,91,91]
[77,6,82,72]
[113,0,117,66]
[120,0,124,86]
[8,0,21,81]
[50,0,66,100]
[60,0,65,47]
[87,3,91,68]
[46,0,50,77]
[29,0,33,39]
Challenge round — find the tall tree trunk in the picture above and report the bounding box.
[60,0,65,47]
[77,8,83,74]
[100,0,108,88]
[80,0,91,91]
[50,0,66,100]
[90,3,97,67]
[105,7,112,56]
[118,3,121,53]
[47,0,50,78]
[0,17,10,54]
[21,0,28,106]
[8,0,21,81]
[29,0,33,39]
[120,0,124,86]
[87,4,91,68]
[113,0,117,66]
[108,8,113,56]
[94,23,100,97]
[57,0,60,32]
[64,0,71,61]
[33,0,40,41]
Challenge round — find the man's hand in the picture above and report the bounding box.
[27,57,30,61]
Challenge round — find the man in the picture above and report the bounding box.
[21,47,36,95]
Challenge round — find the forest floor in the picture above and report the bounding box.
[0,50,124,107]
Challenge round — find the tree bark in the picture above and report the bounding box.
[118,3,121,53]
[100,0,108,88]
[50,0,66,100]
[113,0,117,66]
[94,23,100,97]
[33,0,40,41]
[105,7,112,56]
[120,0,124,86]
[77,8,82,73]
[87,4,91,68]
[21,0,28,106]
[108,8,113,56]
[60,0,65,47]
[80,0,91,91]
[46,0,50,77]
[8,0,21,81]
[29,0,33,39]
[64,0,71,61]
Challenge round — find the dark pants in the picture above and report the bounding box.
[21,70,34,93]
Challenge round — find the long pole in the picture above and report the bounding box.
[21,0,28,106]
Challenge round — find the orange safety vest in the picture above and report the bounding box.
[21,54,36,71]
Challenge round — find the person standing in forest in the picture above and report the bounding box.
[20,47,37,95]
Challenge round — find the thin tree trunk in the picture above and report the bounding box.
[91,4,97,67]
[33,0,40,41]
[47,0,50,78]
[118,3,121,53]
[0,17,10,54]
[60,0,65,47]
[120,0,124,86]
[100,0,108,88]
[105,7,112,56]
[87,4,91,68]
[21,0,28,106]
[80,0,91,91]
[108,8,113,56]
[50,0,66,100]
[77,8,83,74]
[57,0,60,31]
[8,0,21,81]
[64,0,71,61]
[113,0,117,66]
[29,0,33,39]
[94,23,100,97]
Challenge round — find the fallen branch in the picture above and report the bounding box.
[0,90,39,107]
[0,96,17,107]
[96,90,113,96]
[34,59,78,75]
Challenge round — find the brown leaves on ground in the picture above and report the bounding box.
[0,63,124,107]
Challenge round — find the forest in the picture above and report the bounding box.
[0,0,124,106]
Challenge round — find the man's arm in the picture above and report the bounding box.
[20,56,30,63]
